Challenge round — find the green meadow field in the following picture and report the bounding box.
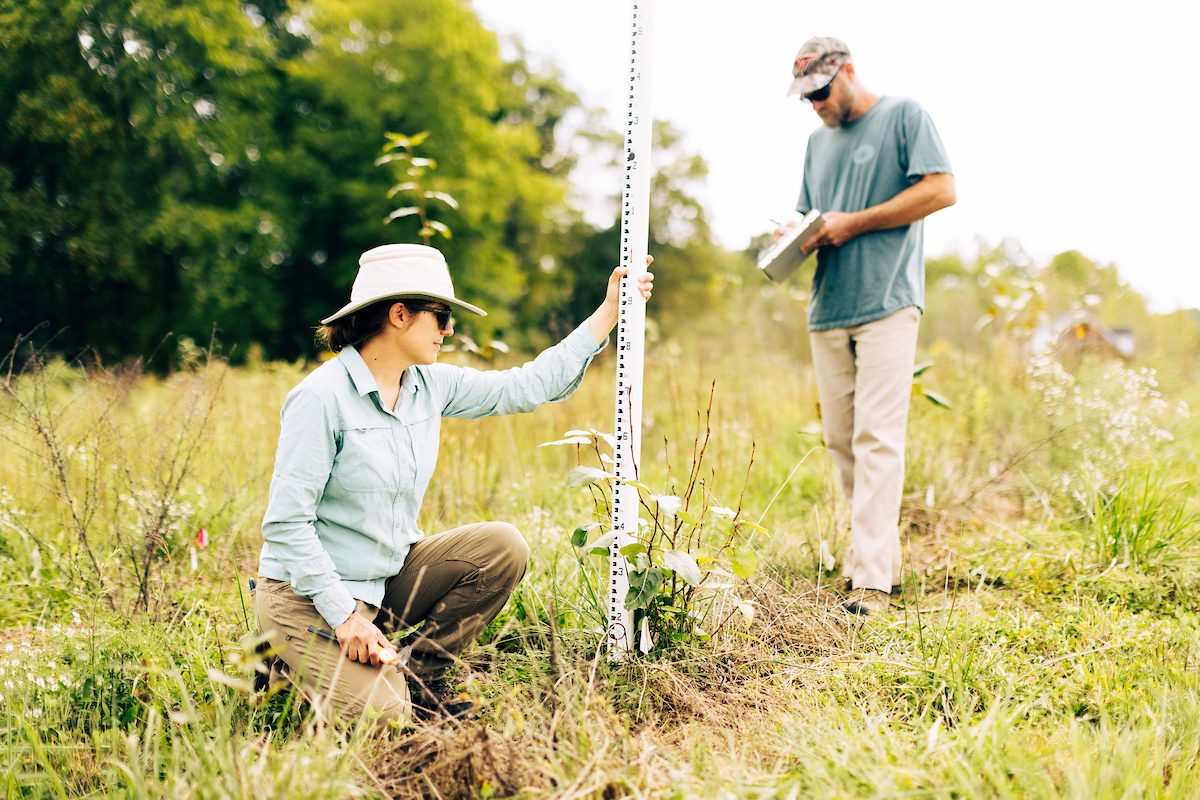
[3,3,1198,795]
[2,303,1198,798]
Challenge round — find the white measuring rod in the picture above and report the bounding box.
[608,0,655,657]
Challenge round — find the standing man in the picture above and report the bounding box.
[785,37,956,615]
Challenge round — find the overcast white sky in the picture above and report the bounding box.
[472,0,1200,312]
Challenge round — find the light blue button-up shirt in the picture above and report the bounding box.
[258,322,606,628]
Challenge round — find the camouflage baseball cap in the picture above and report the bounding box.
[787,36,851,97]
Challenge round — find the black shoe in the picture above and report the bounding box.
[841,588,891,616]
[253,663,271,694]
[410,677,475,721]
[251,633,274,694]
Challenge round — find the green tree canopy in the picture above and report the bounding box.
[2,0,678,361]
[1,0,285,359]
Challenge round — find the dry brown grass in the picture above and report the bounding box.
[364,572,858,798]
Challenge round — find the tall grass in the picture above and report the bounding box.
[1,327,1198,797]
[1085,468,1199,570]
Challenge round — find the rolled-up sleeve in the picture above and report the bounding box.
[438,322,607,418]
[260,387,356,628]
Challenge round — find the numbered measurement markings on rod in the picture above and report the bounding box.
[608,0,655,657]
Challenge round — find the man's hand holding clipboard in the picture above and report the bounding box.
[802,211,861,250]
[756,209,827,282]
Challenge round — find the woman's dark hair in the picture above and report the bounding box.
[316,298,404,353]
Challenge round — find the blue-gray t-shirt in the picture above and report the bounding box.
[797,95,952,331]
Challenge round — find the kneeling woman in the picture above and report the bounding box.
[255,244,653,724]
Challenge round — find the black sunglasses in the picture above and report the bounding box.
[405,302,453,331]
[800,66,841,103]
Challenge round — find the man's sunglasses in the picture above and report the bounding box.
[405,303,453,331]
[800,66,841,103]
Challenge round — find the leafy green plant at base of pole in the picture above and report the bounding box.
[542,386,766,651]
[375,131,459,245]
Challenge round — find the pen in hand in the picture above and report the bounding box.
[307,624,338,643]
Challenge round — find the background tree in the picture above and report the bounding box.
[0,0,285,362]
[0,0,648,360]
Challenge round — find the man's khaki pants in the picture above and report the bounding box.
[809,306,920,592]
[254,521,529,725]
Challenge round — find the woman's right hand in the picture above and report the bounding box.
[586,256,655,344]
[335,611,395,666]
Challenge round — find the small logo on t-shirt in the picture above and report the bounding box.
[852,144,876,165]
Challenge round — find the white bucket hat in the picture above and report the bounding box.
[320,244,486,325]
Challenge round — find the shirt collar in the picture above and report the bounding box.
[338,345,379,397]
[399,366,420,395]
[340,345,421,398]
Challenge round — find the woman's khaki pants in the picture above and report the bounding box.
[253,521,529,725]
